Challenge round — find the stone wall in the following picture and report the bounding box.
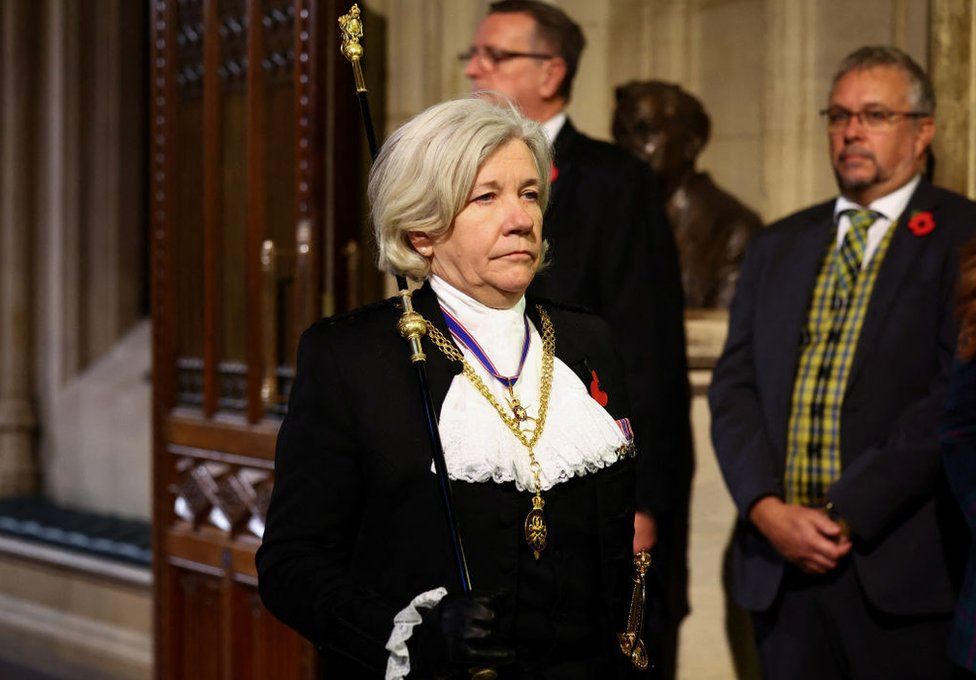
[0,0,151,519]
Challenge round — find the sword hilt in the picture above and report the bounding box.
[618,549,652,670]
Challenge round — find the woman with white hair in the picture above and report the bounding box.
[257,96,645,679]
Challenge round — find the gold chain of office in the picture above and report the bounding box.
[424,305,554,558]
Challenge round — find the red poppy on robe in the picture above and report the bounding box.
[550,163,559,183]
[589,369,608,406]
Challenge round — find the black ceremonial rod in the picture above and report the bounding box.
[338,4,475,595]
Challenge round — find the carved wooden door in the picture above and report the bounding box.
[149,0,376,676]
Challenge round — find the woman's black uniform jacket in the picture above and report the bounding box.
[256,282,640,677]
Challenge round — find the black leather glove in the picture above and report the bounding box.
[406,590,514,679]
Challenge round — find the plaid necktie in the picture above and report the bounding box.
[836,209,881,295]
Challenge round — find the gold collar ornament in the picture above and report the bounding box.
[425,305,555,559]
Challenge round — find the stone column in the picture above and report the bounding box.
[930,0,976,198]
[0,0,38,495]
[761,0,822,221]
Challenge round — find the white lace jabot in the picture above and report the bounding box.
[429,276,628,492]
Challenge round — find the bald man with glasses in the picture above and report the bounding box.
[461,3,693,678]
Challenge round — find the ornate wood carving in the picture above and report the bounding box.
[170,449,272,538]
[175,357,204,407]
[175,0,204,94]
[218,0,248,87]
[263,1,295,85]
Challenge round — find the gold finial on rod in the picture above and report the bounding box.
[260,239,280,405]
[396,289,427,363]
[338,4,367,92]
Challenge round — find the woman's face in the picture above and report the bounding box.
[413,138,543,308]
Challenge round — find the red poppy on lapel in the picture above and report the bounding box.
[550,163,559,183]
[589,369,608,406]
[907,210,935,237]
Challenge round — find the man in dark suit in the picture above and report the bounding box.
[461,2,692,676]
[710,45,974,678]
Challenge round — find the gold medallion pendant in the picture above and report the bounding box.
[524,494,547,559]
[509,396,529,423]
[505,385,535,425]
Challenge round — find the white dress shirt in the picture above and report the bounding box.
[541,112,567,145]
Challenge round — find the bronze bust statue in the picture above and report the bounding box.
[613,80,763,309]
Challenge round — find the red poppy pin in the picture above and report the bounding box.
[907,210,935,237]
[589,369,608,406]
[550,163,559,183]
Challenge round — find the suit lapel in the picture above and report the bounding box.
[547,119,580,234]
[764,207,835,441]
[846,180,938,391]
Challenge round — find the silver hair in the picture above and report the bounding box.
[368,94,552,281]
[831,45,935,115]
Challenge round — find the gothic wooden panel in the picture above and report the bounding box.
[175,0,206,366]
[151,0,182,671]
[167,566,225,679]
[153,0,374,676]
[291,0,320,360]
[202,0,222,417]
[231,583,318,679]
[166,412,277,459]
[265,3,297,394]
[218,0,248,375]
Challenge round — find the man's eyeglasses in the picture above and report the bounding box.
[458,45,554,68]
[819,106,930,131]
